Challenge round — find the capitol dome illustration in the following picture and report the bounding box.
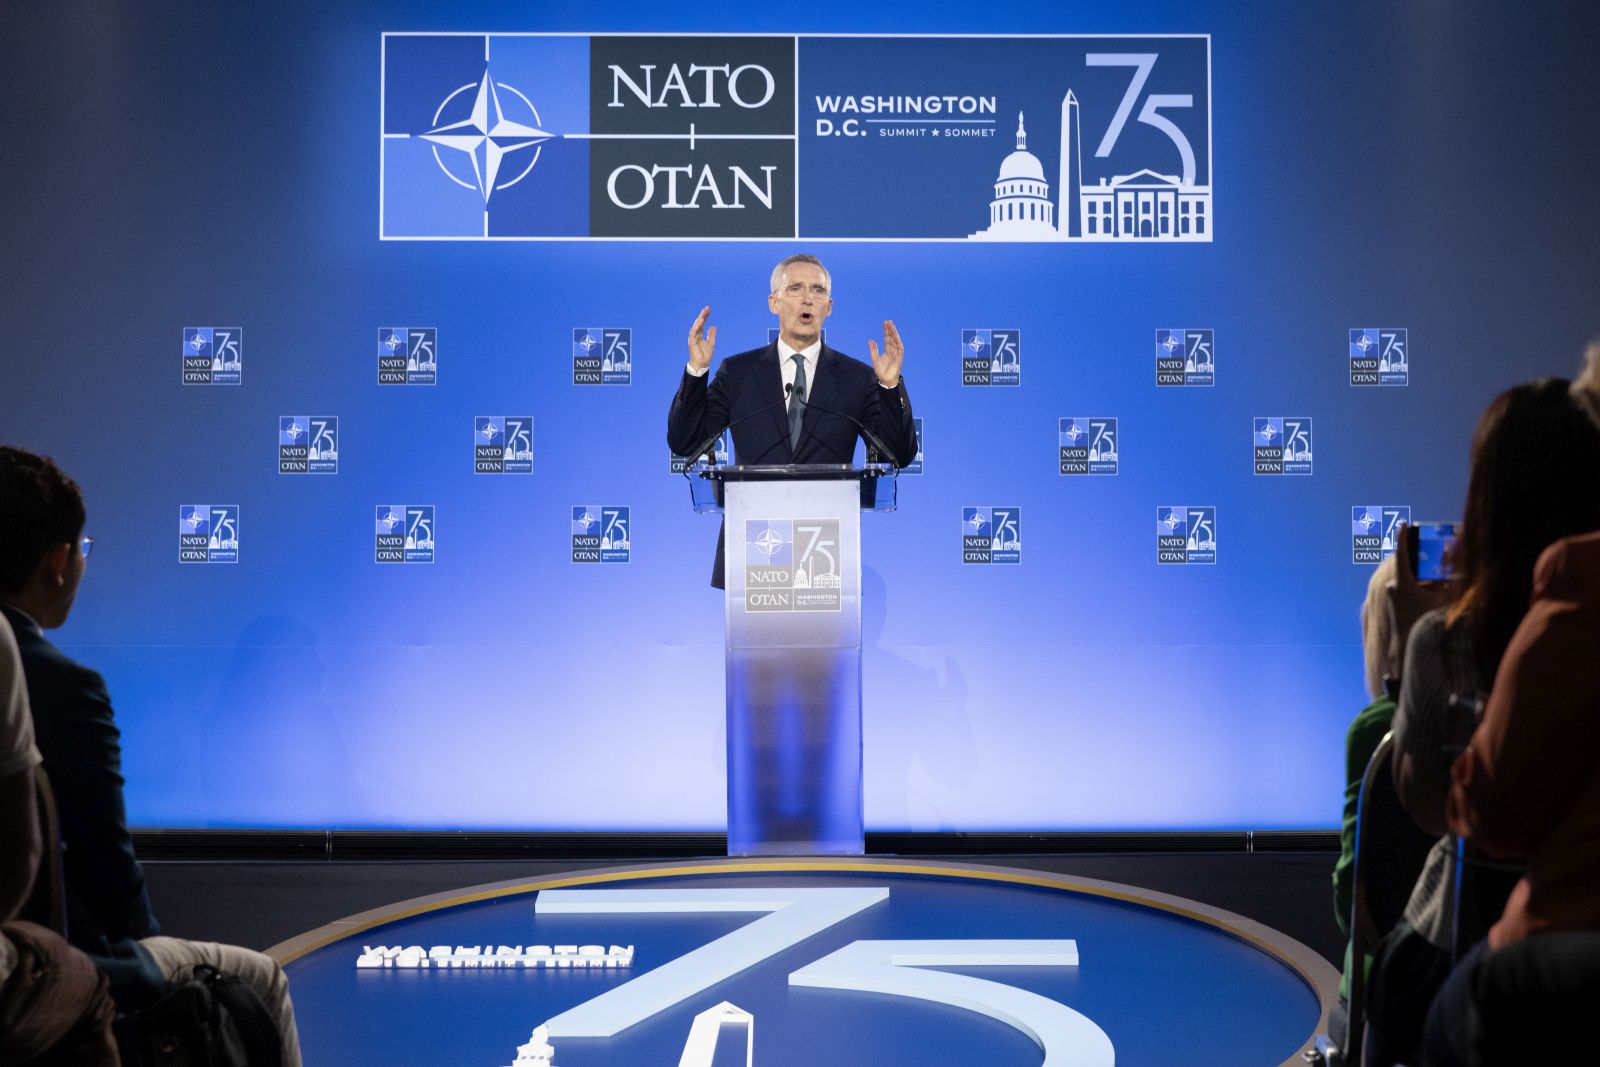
[971,112,1055,238]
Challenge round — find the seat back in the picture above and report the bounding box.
[1344,731,1437,1060]
[19,764,68,934]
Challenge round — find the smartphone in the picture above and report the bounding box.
[1411,521,1459,582]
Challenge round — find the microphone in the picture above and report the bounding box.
[787,387,905,467]
[678,387,795,469]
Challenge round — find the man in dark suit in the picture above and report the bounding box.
[666,254,918,586]
[0,446,302,1065]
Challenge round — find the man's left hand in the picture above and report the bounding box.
[869,319,904,388]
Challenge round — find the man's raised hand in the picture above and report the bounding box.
[868,319,904,388]
[688,306,717,373]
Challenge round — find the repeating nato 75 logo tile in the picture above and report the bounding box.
[279,417,339,474]
[179,505,239,563]
[903,417,924,475]
[1252,417,1312,475]
[1155,329,1212,386]
[182,328,242,385]
[573,328,631,385]
[1349,328,1407,386]
[1352,505,1409,563]
[961,330,1021,387]
[1157,506,1216,564]
[378,328,437,385]
[376,505,435,563]
[962,506,1021,564]
[671,430,730,474]
[572,506,630,563]
[475,417,534,474]
[1059,417,1117,475]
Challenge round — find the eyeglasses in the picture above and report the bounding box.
[778,283,830,300]
[78,537,94,559]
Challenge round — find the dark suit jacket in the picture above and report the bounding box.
[666,341,917,586]
[2,605,160,958]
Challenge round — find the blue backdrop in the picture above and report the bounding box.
[3,1,1598,831]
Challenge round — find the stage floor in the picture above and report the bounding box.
[147,852,1343,1066]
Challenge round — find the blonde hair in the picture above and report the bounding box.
[1361,554,1398,700]
[769,254,831,296]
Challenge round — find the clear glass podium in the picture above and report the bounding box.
[689,463,897,855]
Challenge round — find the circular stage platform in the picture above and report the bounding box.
[270,858,1336,1066]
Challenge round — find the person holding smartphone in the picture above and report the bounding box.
[1364,379,1600,1065]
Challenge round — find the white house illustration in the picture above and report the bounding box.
[971,91,1211,241]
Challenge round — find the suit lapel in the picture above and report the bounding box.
[797,346,841,457]
[760,343,792,460]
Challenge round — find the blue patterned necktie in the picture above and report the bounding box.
[788,353,806,451]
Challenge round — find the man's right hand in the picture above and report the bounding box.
[688,306,717,373]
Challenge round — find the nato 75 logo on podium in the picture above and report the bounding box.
[744,519,842,612]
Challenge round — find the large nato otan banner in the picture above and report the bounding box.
[381,34,1211,241]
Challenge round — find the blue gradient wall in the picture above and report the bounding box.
[3,2,1598,830]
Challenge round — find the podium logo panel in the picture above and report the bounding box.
[179,505,239,563]
[961,329,1021,387]
[376,505,435,563]
[1157,505,1215,564]
[1059,417,1117,475]
[1156,329,1212,386]
[962,506,1021,564]
[572,506,630,563]
[1353,505,1409,563]
[744,519,842,612]
[279,416,339,474]
[182,327,242,385]
[574,328,631,385]
[475,416,534,474]
[1350,328,1408,386]
[378,328,437,385]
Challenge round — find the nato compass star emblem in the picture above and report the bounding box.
[380,509,404,532]
[183,508,207,531]
[574,509,598,532]
[423,70,553,205]
[966,511,988,533]
[282,419,305,441]
[576,331,599,353]
[383,331,405,354]
[1256,420,1279,443]
[188,331,208,353]
[1355,511,1379,533]
[753,527,785,559]
[966,334,989,355]
[1354,332,1376,354]
[478,419,500,442]
[1161,333,1182,356]
[1161,510,1183,533]
[1062,422,1085,445]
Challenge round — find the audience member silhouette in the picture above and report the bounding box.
[1365,379,1600,1064]
[0,600,120,1063]
[0,446,301,1065]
